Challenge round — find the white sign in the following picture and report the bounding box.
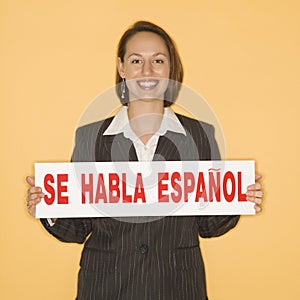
[35,160,255,218]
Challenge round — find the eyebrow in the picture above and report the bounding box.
[127,52,168,58]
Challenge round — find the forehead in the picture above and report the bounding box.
[125,31,169,57]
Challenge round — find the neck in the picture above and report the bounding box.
[127,99,164,119]
[127,99,165,144]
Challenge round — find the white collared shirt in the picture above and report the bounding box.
[103,106,186,161]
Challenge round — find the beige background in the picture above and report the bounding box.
[1,0,299,299]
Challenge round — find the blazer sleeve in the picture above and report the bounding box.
[197,215,240,238]
[40,218,92,244]
[197,121,240,238]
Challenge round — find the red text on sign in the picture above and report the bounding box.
[81,173,146,204]
[158,171,247,202]
[44,174,69,205]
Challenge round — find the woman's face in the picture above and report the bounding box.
[118,31,170,102]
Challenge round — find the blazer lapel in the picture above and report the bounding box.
[153,131,185,161]
[96,133,138,162]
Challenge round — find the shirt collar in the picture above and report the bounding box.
[103,106,186,137]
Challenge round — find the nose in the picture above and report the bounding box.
[142,60,153,76]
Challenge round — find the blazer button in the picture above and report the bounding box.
[139,244,148,254]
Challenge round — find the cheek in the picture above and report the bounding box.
[161,65,170,77]
[158,68,168,74]
[124,67,140,78]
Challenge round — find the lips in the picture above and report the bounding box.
[137,79,159,89]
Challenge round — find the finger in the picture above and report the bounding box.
[247,182,261,191]
[28,205,36,217]
[27,197,42,215]
[28,194,44,206]
[27,191,44,206]
[27,192,43,205]
[27,197,42,207]
[246,190,263,198]
[255,174,262,181]
[26,176,35,187]
[254,204,262,213]
[247,196,263,205]
[27,186,43,195]
[26,198,42,209]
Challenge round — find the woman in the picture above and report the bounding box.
[26,21,263,300]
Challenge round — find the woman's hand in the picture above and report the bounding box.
[246,174,263,213]
[26,176,44,217]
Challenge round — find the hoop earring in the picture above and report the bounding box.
[121,78,126,99]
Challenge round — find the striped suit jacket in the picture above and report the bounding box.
[41,113,239,300]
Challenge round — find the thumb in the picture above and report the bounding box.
[26,176,35,187]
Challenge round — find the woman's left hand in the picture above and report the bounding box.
[246,174,263,213]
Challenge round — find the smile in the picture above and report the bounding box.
[137,80,159,89]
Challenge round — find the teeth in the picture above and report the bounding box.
[138,81,157,87]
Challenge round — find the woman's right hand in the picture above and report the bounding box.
[26,176,44,217]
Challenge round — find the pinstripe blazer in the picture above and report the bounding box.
[41,113,239,300]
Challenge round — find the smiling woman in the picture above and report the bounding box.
[116,21,183,107]
[118,31,170,103]
[26,20,263,300]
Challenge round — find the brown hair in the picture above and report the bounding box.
[115,21,184,106]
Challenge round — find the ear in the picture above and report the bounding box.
[117,57,125,78]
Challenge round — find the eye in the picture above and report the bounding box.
[131,59,142,64]
[154,59,164,64]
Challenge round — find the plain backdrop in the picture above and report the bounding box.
[1,0,299,299]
